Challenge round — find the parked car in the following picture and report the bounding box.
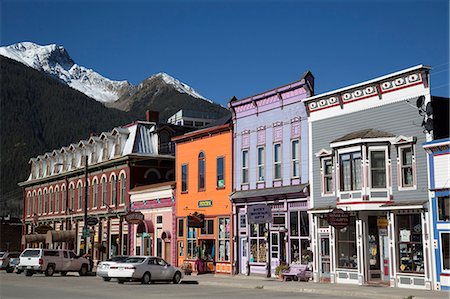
[97,255,129,281]
[108,256,182,284]
[0,251,21,273]
[17,248,90,277]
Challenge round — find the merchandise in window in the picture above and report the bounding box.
[187,227,198,260]
[249,224,267,263]
[340,152,361,191]
[218,217,231,262]
[438,196,450,221]
[397,214,424,273]
[336,216,357,269]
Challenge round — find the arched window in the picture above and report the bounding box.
[55,187,59,213]
[43,189,48,214]
[77,183,83,210]
[93,179,98,208]
[49,189,53,213]
[38,191,42,214]
[69,185,74,211]
[101,177,107,207]
[110,175,117,206]
[198,152,205,190]
[119,173,126,205]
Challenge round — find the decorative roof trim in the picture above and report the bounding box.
[315,148,332,158]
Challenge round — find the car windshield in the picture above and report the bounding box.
[123,257,145,263]
[21,250,41,257]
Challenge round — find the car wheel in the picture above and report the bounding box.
[172,271,181,284]
[141,272,151,284]
[79,264,88,276]
[6,267,14,273]
[118,279,125,284]
[16,270,23,274]
[103,277,111,282]
[25,270,33,277]
[45,265,55,276]
[60,271,67,276]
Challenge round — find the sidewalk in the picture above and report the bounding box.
[186,274,449,299]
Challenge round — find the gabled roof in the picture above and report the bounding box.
[331,128,396,143]
[88,136,101,144]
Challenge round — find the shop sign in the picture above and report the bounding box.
[377,216,388,228]
[198,200,213,208]
[35,224,53,234]
[247,204,272,224]
[86,217,99,226]
[326,208,350,230]
[125,211,144,224]
[187,213,205,228]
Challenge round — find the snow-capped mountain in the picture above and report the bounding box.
[0,42,210,104]
[0,42,132,103]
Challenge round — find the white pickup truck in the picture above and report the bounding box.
[18,248,90,277]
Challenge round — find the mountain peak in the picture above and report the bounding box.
[149,72,211,102]
[0,41,131,103]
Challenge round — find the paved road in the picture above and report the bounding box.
[0,272,361,299]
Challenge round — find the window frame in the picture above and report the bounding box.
[339,150,362,192]
[369,146,388,189]
[181,163,188,193]
[241,150,249,184]
[198,152,205,191]
[101,177,107,207]
[217,217,231,262]
[257,146,265,182]
[438,196,450,222]
[440,232,450,272]
[291,139,300,178]
[273,143,282,180]
[92,179,98,209]
[216,156,225,189]
[398,144,416,190]
[119,173,126,205]
[322,157,334,195]
[77,183,83,211]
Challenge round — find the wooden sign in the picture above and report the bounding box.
[326,208,350,230]
[86,217,99,226]
[198,200,212,208]
[247,204,272,224]
[124,211,144,224]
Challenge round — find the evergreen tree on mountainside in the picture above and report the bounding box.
[0,56,134,217]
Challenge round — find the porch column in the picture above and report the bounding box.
[356,217,365,285]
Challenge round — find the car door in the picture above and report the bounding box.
[147,257,161,280]
[61,251,71,271]
[156,258,172,280]
[68,251,79,271]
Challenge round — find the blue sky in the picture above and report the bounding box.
[1,0,449,105]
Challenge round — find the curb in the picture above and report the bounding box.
[198,280,435,299]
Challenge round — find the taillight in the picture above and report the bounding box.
[125,266,135,270]
[110,266,118,269]
[39,259,43,265]
[0,258,4,261]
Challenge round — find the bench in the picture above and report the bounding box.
[282,264,312,282]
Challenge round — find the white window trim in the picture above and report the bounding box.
[397,143,417,191]
[440,231,450,273]
[257,146,265,182]
[368,145,389,191]
[291,139,300,179]
[241,149,249,185]
[273,143,282,180]
[335,145,362,197]
[321,156,335,197]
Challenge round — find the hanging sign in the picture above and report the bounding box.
[124,211,144,224]
[35,224,53,234]
[86,217,99,226]
[187,213,205,228]
[247,204,272,224]
[377,216,388,228]
[326,208,350,230]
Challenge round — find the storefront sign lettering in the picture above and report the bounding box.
[247,204,272,224]
[125,211,144,224]
[326,208,350,230]
[198,200,213,208]
[377,216,388,228]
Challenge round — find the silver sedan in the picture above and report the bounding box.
[108,256,183,284]
[97,256,129,281]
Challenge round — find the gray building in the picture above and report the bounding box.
[304,65,433,289]
[229,71,314,277]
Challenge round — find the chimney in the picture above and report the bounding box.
[146,110,159,123]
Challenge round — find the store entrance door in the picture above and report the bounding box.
[320,235,330,280]
[367,216,381,281]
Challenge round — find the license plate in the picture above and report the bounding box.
[119,267,124,271]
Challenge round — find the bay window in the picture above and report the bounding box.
[340,152,361,191]
[370,150,387,188]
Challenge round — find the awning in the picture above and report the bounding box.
[379,200,428,210]
[230,184,309,202]
[136,220,154,234]
[46,230,75,244]
[161,231,171,241]
[22,234,47,245]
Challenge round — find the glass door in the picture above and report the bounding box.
[320,236,330,277]
[240,237,248,274]
[270,232,279,276]
[368,216,381,280]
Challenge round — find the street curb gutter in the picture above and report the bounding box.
[198,280,437,299]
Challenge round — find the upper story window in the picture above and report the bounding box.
[257,147,265,182]
[198,152,205,191]
[340,152,361,191]
[370,149,387,189]
[400,145,414,187]
[103,140,109,160]
[93,180,99,209]
[274,143,282,180]
[119,173,126,205]
[323,157,333,194]
[69,186,74,211]
[114,136,121,156]
[242,150,249,184]
[111,176,117,206]
[181,164,188,192]
[291,140,300,178]
[46,161,51,176]
[91,146,97,163]
[438,196,450,222]
[71,153,77,169]
[101,177,107,207]
[216,157,225,188]
[77,183,83,210]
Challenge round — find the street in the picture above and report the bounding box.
[0,272,360,299]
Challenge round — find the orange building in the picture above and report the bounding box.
[173,122,233,274]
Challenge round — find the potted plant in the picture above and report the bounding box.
[275,263,289,280]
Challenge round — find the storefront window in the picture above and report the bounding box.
[249,224,266,263]
[290,212,299,236]
[397,214,424,273]
[438,196,450,221]
[290,211,310,263]
[178,219,184,237]
[441,233,450,271]
[187,227,198,260]
[201,219,214,235]
[336,216,357,269]
[218,217,230,262]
